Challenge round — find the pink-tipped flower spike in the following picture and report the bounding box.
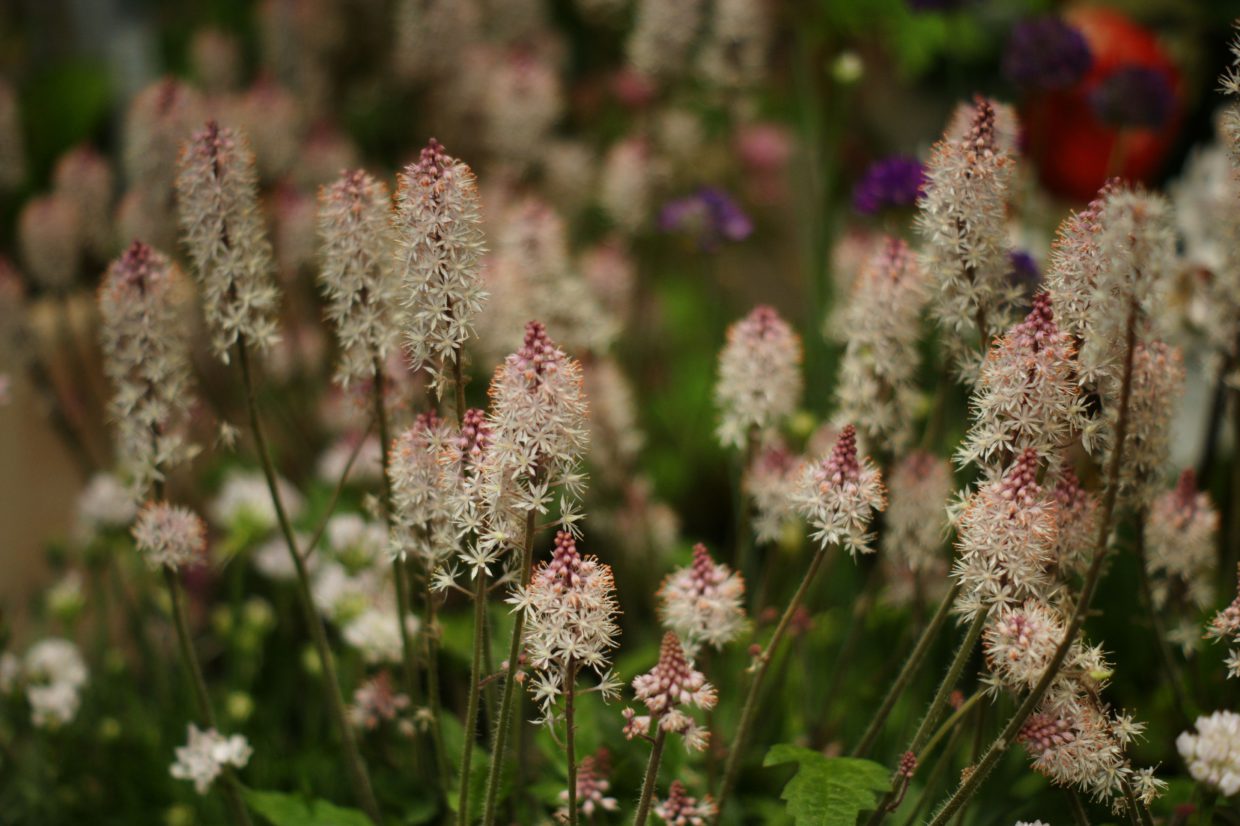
[657,543,748,656]
[959,292,1090,470]
[794,424,886,557]
[983,600,1084,693]
[917,96,1020,381]
[1206,565,1240,678]
[653,780,718,825]
[951,448,1058,619]
[52,145,113,260]
[558,749,619,820]
[132,502,208,572]
[176,121,281,361]
[18,193,82,292]
[395,139,487,395]
[882,451,952,574]
[1145,470,1219,612]
[317,169,401,388]
[393,0,480,82]
[1044,183,1114,350]
[624,632,717,752]
[1114,341,1184,508]
[389,411,456,570]
[627,0,705,80]
[1051,468,1098,579]
[715,305,803,450]
[836,237,929,453]
[99,242,196,496]
[509,531,621,725]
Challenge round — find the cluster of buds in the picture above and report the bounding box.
[746,439,804,545]
[653,780,717,825]
[794,425,886,557]
[656,543,748,656]
[715,305,802,450]
[623,632,716,752]
[558,749,619,820]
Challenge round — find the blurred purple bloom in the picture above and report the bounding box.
[1008,250,1040,296]
[1004,17,1092,92]
[659,187,753,249]
[852,156,925,215]
[1089,66,1175,129]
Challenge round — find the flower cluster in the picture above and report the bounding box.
[623,632,716,751]
[396,139,487,393]
[176,121,281,359]
[388,411,456,567]
[16,638,89,728]
[746,439,804,545]
[1176,711,1240,796]
[794,425,886,556]
[1206,565,1240,678]
[349,672,412,731]
[1145,470,1218,612]
[715,305,802,450]
[510,531,621,723]
[99,241,196,495]
[559,749,619,820]
[882,451,952,573]
[170,724,253,795]
[1051,468,1098,578]
[317,169,401,387]
[657,543,747,656]
[654,780,717,825]
[627,0,704,80]
[1116,341,1184,508]
[133,502,209,571]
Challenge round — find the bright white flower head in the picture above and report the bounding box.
[794,425,886,556]
[28,681,83,729]
[317,169,402,387]
[1146,470,1218,612]
[133,502,208,571]
[176,121,281,360]
[170,724,252,794]
[657,543,747,656]
[99,241,196,496]
[715,305,803,450]
[836,237,928,452]
[1177,711,1240,796]
[623,632,716,752]
[396,139,487,394]
[654,780,718,825]
[510,531,621,723]
[883,451,952,573]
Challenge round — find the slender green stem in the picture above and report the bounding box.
[917,691,982,765]
[1122,777,1155,826]
[1133,516,1191,725]
[481,508,538,825]
[424,574,451,801]
[458,569,490,825]
[237,340,381,825]
[899,723,964,826]
[1068,790,1091,826]
[855,581,963,757]
[925,298,1140,826]
[714,543,838,823]
[164,567,254,826]
[633,728,668,826]
[565,664,579,826]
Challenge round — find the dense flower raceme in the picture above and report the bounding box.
[133,501,209,571]
[959,292,1090,470]
[715,305,802,450]
[123,78,205,250]
[388,411,456,567]
[835,237,928,452]
[1177,711,1240,795]
[1145,470,1218,612]
[746,438,804,545]
[176,121,281,360]
[952,448,1058,619]
[396,139,487,394]
[917,96,1019,380]
[1051,467,1098,578]
[982,600,1104,695]
[654,780,717,825]
[882,451,952,574]
[558,749,619,820]
[509,531,621,723]
[52,144,113,260]
[170,724,253,795]
[1207,565,1240,679]
[99,242,196,495]
[657,543,747,656]
[1115,341,1184,508]
[623,632,717,752]
[794,424,886,557]
[317,169,402,387]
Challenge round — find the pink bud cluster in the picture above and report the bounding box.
[653,779,717,825]
[794,425,886,556]
[1145,470,1219,612]
[623,632,716,752]
[657,543,748,655]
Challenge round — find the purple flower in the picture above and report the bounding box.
[852,156,925,215]
[1089,66,1175,129]
[1008,250,1040,296]
[659,187,753,249]
[1003,17,1092,92]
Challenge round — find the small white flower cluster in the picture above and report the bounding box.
[836,237,928,453]
[1177,710,1240,796]
[133,501,208,571]
[510,531,621,724]
[7,638,89,729]
[343,607,421,665]
[1145,470,1219,612]
[170,724,252,794]
[210,469,304,533]
[75,473,138,540]
[794,424,886,557]
[317,169,402,387]
[715,305,802,450]
[623,632,717,752]
[396,139,487,394]
[657,543,747,656]
[882,451,952,574]
[99,242,196,496]
[176,121,281,360]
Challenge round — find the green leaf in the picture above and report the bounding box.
[764,745,891,826]
[243,788,373,826]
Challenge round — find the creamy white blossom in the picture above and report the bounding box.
[170,724,253,794]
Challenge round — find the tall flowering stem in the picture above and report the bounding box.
[715,426,884,821]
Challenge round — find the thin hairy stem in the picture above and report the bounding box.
[899,724,964,826]
[633,728,668,826]
[237,340,381,825]
[481,508,539,825]
[917,690,983,765]
[855,580,963,756]
[457,568,489,824]
[164,567,254,826]
[1068,790,1092,826]
[713,542,838,823]
[565,663,579,826]
[424,574,451,801]
[1133,516,1192,725]
[925,297,1140,826]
